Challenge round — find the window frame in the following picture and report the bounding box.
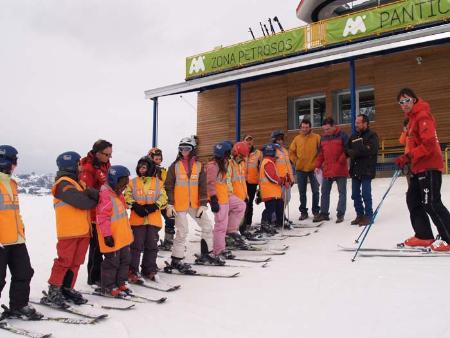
[288,93,326,131]
[333,86,376,126]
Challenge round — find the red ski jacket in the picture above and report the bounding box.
[406,98,443,174]
[315,127,349,178]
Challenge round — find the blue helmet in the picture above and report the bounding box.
[213,143,227,158]
[222,140,233,151]
[0,145,18,169]
[262,143,276,157]
[271,130,285,141]
[108,165,130,188]
[56,151,81,172]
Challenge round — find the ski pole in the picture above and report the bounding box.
[352,169,401,262]
[281,187,287,236]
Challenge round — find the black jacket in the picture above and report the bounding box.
[346,128,379,179]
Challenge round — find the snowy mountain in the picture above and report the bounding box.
[14,173,55,195]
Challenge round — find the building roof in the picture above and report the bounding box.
[144,23,450,100]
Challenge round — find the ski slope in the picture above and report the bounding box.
[2,175,450,338]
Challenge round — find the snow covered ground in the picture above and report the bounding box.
[2,175,450,338]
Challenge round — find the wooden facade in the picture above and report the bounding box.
[196,44,450,159]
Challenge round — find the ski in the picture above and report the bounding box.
[0,320,52,338]
[359,251,450,258]
[30,293,108,321]
[292,221,325,229]
[227,246,287,255]
[162,262,240,278]
[228,256,271,263]
[130,280,181,293]
[80,290,166,304]
[83,302,135,311]
[192,258,268,268]
[338,244,430,253]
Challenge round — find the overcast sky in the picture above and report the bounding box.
[1,0,302,174]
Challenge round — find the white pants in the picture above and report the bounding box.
[172,207,213,259]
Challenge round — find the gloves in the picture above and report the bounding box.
[395,154,410,169]
[131,202,148,217]
[209,195,220,213]
[85,187,99,201]
[145,204,159,214]
[196,205,208,218]
[166,204,177,218]
[104,236,115,248]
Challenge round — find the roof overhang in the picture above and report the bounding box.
[144,23,450,100]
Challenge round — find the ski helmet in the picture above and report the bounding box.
[213,143,227,158]
[56,151,81,173]
[0,145,18,169]
[271,130,285,142]
[232,141,250,158]
[148,147,163,160]
[262,144,276,157]
[108,165,130,188]
[178,137,195,152]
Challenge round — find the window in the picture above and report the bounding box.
[334,88,375,125]
[288,94,326,130]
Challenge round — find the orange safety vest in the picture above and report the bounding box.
[97,189,133,254]
[208,161,229,205]
[246,149,261,184]
[275,147,293,181]
[174,160,201,212]
[231,159,247,201]
[52,177,91,239]
[259,158,282,200]
[128,177,163,227]
[0,179,25,245]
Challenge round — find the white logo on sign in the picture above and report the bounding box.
[343,15,367,37]
[189,56,206,75]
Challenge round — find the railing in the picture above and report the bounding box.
[380,137,403,163]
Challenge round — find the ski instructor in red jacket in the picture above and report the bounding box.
[80,139,112,285]
[395,88,450,251]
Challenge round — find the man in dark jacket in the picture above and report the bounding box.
[346,114,379,226]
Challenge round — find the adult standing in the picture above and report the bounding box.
[314,118,349,223]
[395,88,450,251]
[346,114,379,226]
[240,135,262,237]
[289,119,321,221]
[80,139,112,286]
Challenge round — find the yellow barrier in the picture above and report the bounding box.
[380,137,403,163]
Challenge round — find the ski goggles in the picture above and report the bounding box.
[398,98,412,105]
[179,145,193,152]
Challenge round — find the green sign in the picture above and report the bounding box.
[186,28,305,79]
[326,0,450,44]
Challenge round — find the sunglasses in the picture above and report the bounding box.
[398,98,412,105]
[179,146,192,152]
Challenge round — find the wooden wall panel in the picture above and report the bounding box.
[197,44,450,159]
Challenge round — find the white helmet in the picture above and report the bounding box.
[179,137,196,148]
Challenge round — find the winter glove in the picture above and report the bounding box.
[209,195,220,213]
[131,202,149,217]
[395,154,410,169]
[145,204,159,214]
[196,205,208,218]
[85,187,99,201]
[166,204,177,218]
[104,236,115,248]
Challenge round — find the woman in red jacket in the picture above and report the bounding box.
[395,88,450,251]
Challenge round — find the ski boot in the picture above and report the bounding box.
[45,284,68,308]
[143,272,160,282]
[128,270,144,285]
[158,233,174,251]
[226,232,251,250]
[257,221,278,236]
[219,250,236,260]
[164,257,196,275]
[1,304,43,321]
[195,239,226,265]
[119,284,133,296]
[61,287,88,305]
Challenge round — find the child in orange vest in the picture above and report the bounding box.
[46,151,99,307]
[96,165,133,297]
[125,157,167,283]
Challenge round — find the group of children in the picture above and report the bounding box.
[0,133,293,318]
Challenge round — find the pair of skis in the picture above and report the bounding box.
[338,244,449,257]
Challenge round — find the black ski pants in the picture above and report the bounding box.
[242,183,258,231]
[101,246,131,292]
[130,224,160,275]
[264,198,284,227]
[0,243,34,310]
[407,170,450,242]
[87,223,103,285]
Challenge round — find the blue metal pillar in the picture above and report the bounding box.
[235,82,241,142]
[350,59,357,134]
[152,97,159,147]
